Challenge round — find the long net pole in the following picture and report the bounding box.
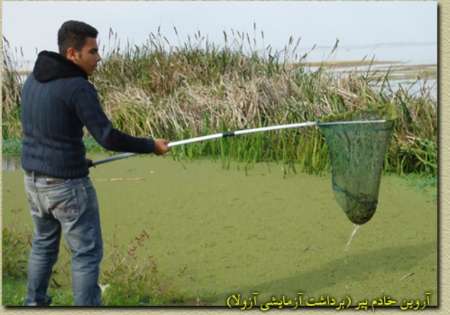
[90,120,386,167]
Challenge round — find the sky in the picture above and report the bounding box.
[3,1,437,70]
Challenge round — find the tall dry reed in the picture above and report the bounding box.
[2,29,437,175]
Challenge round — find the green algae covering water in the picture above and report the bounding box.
[2,156,436,306]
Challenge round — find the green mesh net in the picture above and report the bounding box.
[318,108,396,225]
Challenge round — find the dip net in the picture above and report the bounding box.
[318,108,396,225]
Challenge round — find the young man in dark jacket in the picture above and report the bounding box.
[21,20,170,306]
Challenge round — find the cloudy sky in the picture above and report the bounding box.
[3,1,437,69]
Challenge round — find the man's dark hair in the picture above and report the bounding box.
[58,20,98,56]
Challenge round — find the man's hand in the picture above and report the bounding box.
[86,158,94,168]
[154,139,170,155]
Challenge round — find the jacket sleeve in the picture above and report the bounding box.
[71,82,155,153]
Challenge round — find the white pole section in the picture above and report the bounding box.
[233,121,317,136]
[167,121,317,147]
[167,133,225,148]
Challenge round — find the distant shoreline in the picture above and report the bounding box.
[16,60,438,71]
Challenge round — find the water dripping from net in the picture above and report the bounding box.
[344,224,361,252]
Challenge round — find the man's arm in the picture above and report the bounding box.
[72,82,162,153]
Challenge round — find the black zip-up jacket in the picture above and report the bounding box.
[21,51,155,178]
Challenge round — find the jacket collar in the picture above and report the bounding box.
[33,51,88,82]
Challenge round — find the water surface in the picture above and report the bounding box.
[2,155,437,305]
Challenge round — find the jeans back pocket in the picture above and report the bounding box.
[46,184,81,222]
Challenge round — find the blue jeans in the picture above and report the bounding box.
[23,173,103,306]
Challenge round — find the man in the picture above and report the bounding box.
[21,20,170,306]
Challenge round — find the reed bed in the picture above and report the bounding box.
[2,37,24,140]
[2,29,437,176]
